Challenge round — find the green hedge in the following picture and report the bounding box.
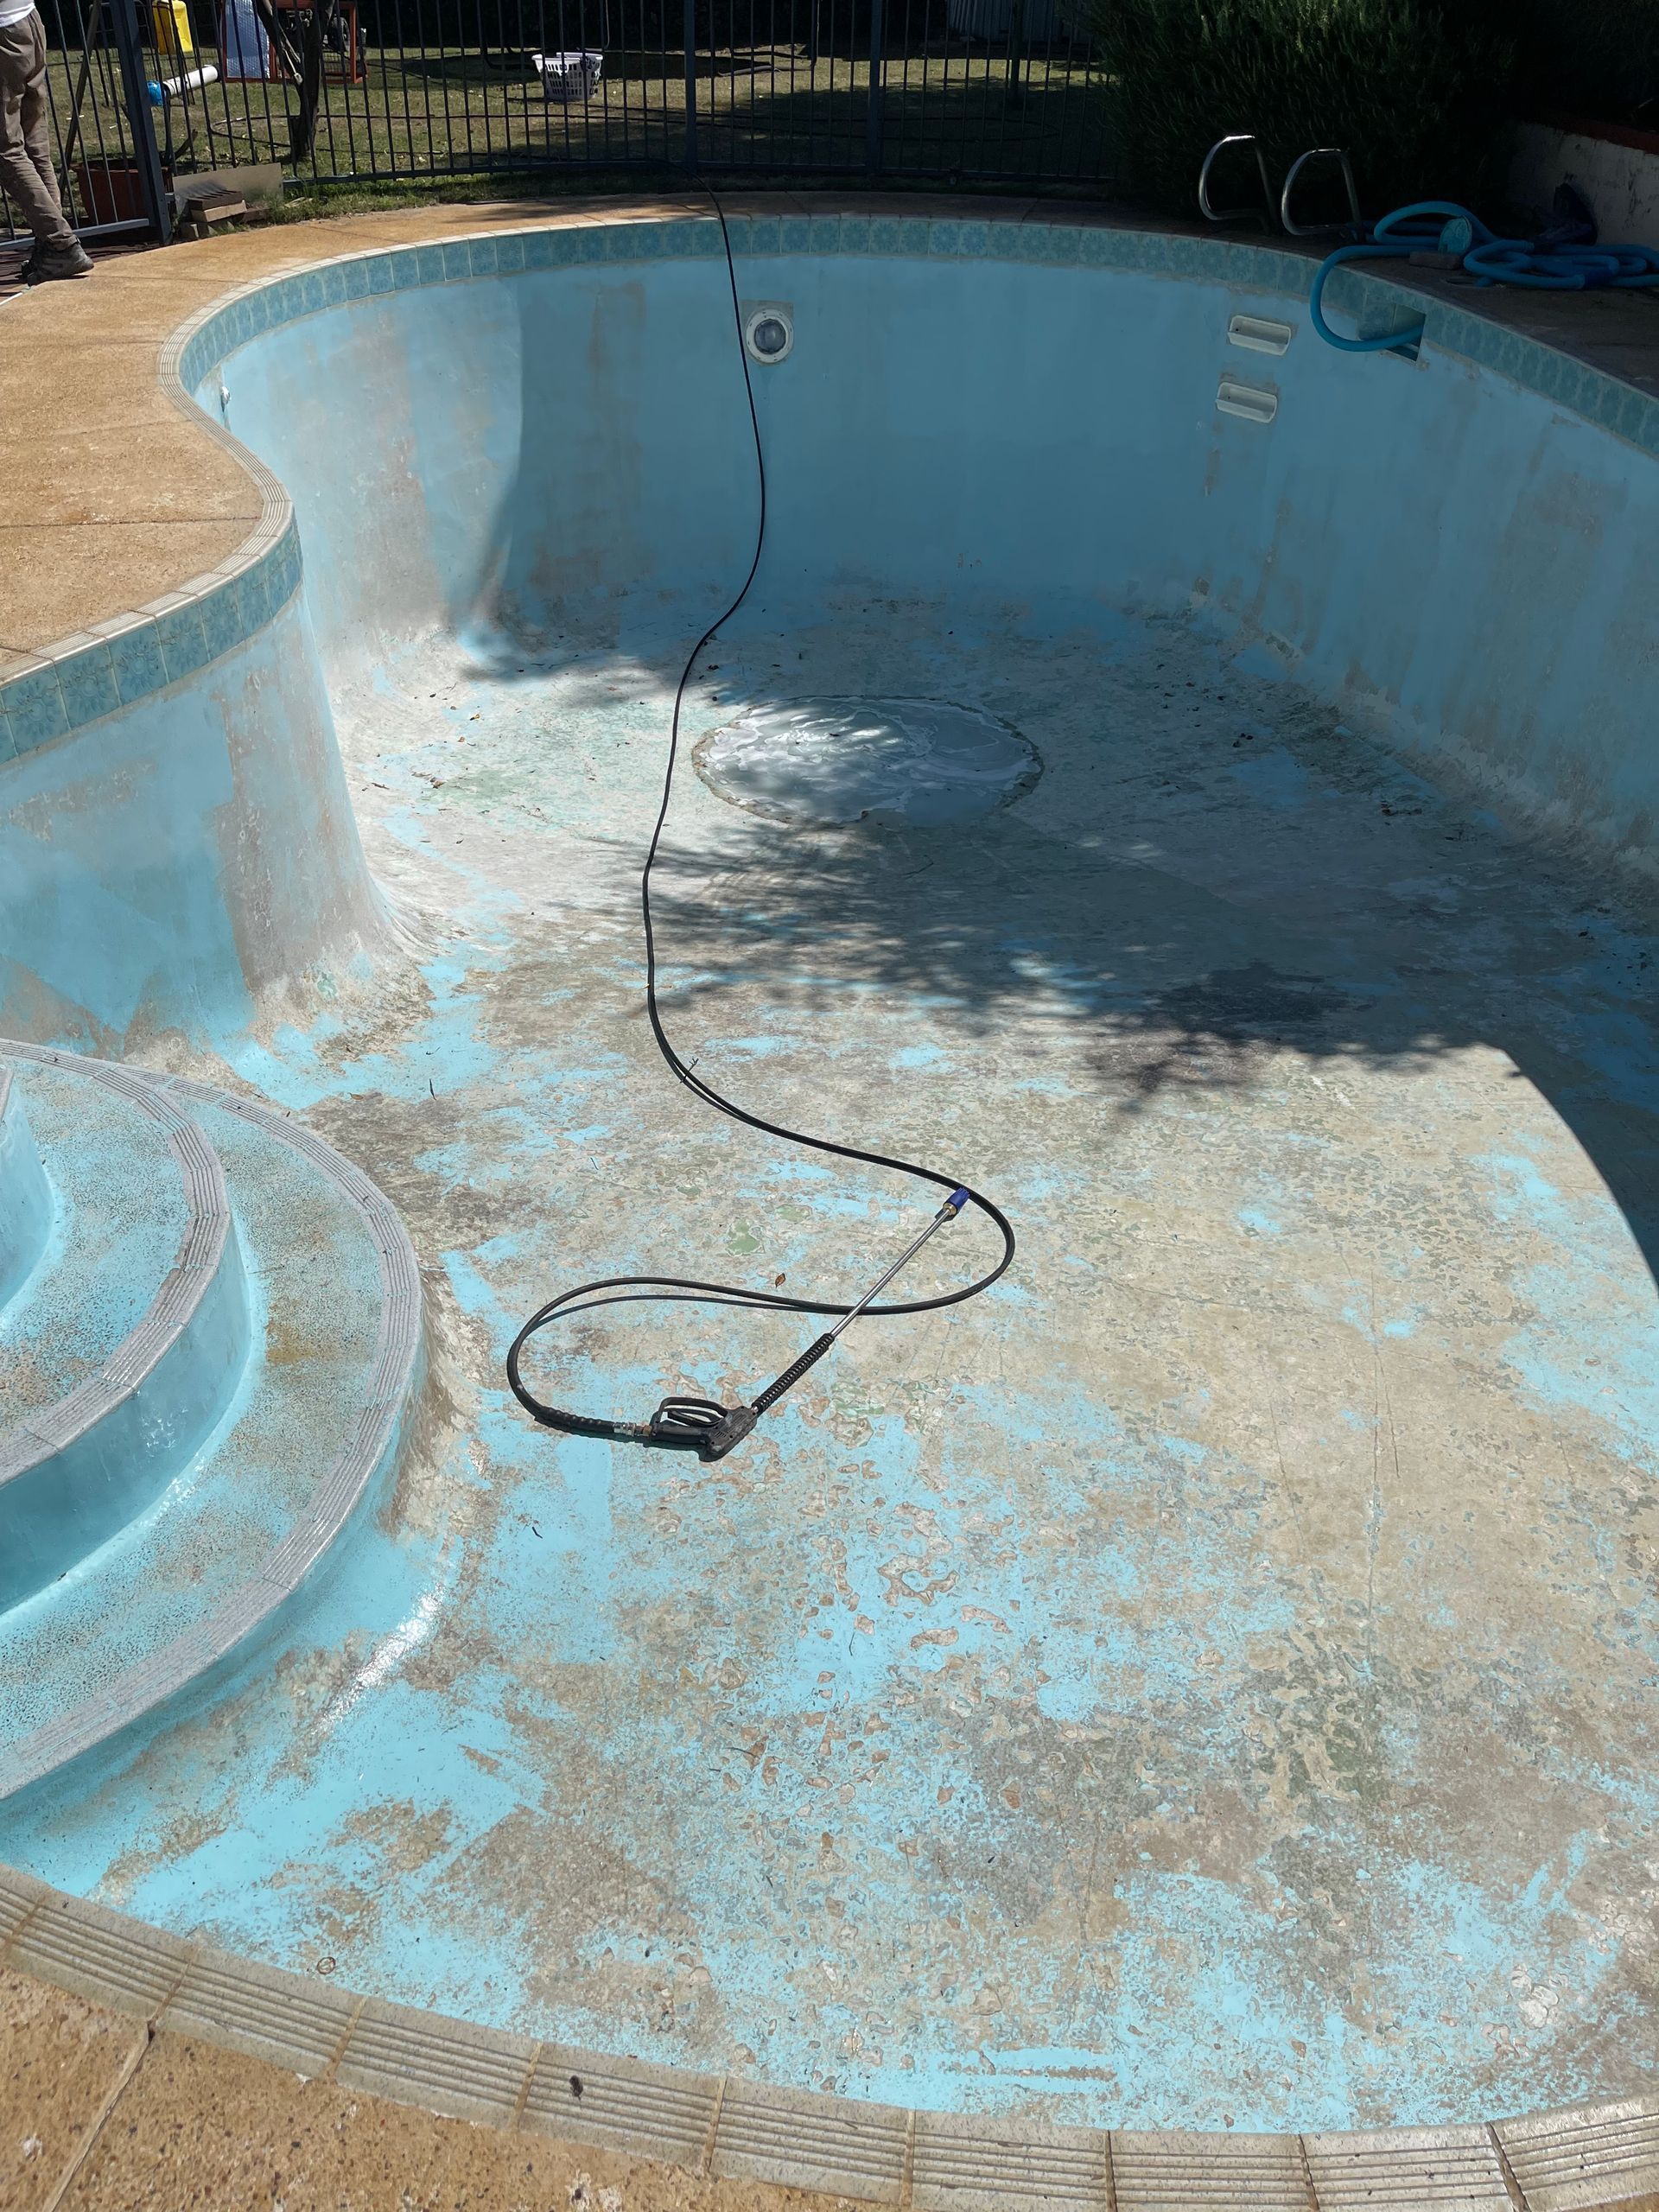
[1516,0,1659,129]
[1086,0,1520,218]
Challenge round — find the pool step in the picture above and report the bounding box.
[0,1052,250,1612]
[0,1068,51,1313]
[1,1056,194,1417]
[0,1045,422,1803]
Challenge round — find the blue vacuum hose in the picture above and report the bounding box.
[1309,200,1659,354]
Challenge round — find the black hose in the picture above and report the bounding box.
[505,194,1015,1450]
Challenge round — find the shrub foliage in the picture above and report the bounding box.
[1086,0,1520,219]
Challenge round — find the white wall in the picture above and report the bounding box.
[1510,120,1659,251]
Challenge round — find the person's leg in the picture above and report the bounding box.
[8,13,76,252]
[0,24,44,243]
[16,13,73,245]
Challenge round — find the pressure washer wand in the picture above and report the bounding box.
[825,1186,975,1344]
[651,1189,974,1461]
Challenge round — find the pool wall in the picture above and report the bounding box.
[3,212,1658,1052]
[0,582,382,1053]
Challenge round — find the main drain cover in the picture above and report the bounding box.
[694,697,1041,829]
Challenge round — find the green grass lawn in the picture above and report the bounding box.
[43,33,1112,217]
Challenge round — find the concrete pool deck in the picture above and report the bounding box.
[0,1955,852,2212]
[6,195,1659,2206]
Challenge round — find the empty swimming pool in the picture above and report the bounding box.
[3,207,1659,2153]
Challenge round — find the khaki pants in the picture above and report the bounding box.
[0,10,75,252]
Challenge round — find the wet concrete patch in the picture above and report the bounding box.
[695,698,1040,829]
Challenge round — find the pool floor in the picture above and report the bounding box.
[8,597,1659,2133]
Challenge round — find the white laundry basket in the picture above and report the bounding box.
[530,49,603,101]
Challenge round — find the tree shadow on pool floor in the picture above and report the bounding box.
[631,727,1659,1286]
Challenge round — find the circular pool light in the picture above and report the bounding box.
[694,696,1041,828]
[743,305,793,364]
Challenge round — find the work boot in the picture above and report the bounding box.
[25,241,94,284]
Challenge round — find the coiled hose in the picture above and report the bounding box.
[506,195,1015,1463]
[1310,200,1659,355]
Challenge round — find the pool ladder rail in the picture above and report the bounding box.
[1198,135,1363,237]
[1199,137,1428,359]
[1198,137,1421,358]
[1211,133,1362,238]
[1198,138,1659,360]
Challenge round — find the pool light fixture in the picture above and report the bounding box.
[743,304,793,365]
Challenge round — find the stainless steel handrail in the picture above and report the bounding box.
[1281,145,1363,236]
[1198,135,1275,228]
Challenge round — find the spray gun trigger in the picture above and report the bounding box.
[647,1396,727,1447]
[697,1404,759,1460]
[648,1396,760,1460]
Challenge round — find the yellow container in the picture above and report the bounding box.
[149,0,195,65]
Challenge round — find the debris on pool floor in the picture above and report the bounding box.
[9,601,1659,2136]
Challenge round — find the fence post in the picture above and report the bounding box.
[105,0,172,242]
[864,0,884,174]
[682,0,698,172]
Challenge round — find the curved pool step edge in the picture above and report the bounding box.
[0,1866,1652,2212]
[0,1046,251,1611]
[0,1058,423,1804]
[0,1066,51,1314]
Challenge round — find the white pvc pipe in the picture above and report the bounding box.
[163,63,220,94]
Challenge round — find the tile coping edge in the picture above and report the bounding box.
[1,203,1654,764]
[2,1857,1658,2209]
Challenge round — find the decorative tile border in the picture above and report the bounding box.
[163,208,1659,473]
[0,1040,423,1803]
[1,1858,1657,2211]
[3,206,1655,772]
[0,516,302,768]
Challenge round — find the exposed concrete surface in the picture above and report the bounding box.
[7,600,1658,2131]
[1510,118,1659,257]
[0,1966,845,2212]
[0,1967,143,2212]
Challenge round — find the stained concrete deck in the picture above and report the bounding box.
[0,1962,844,2212]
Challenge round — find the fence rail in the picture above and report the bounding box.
[1,0,1114,248]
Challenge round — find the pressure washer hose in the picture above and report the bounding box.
[1309,200,1659,355]
[506,195,1015,1462]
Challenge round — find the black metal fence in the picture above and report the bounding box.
[0,0,170,243]
[1,0,1113,246]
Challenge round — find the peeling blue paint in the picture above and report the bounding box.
[3,231,1659,2139]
